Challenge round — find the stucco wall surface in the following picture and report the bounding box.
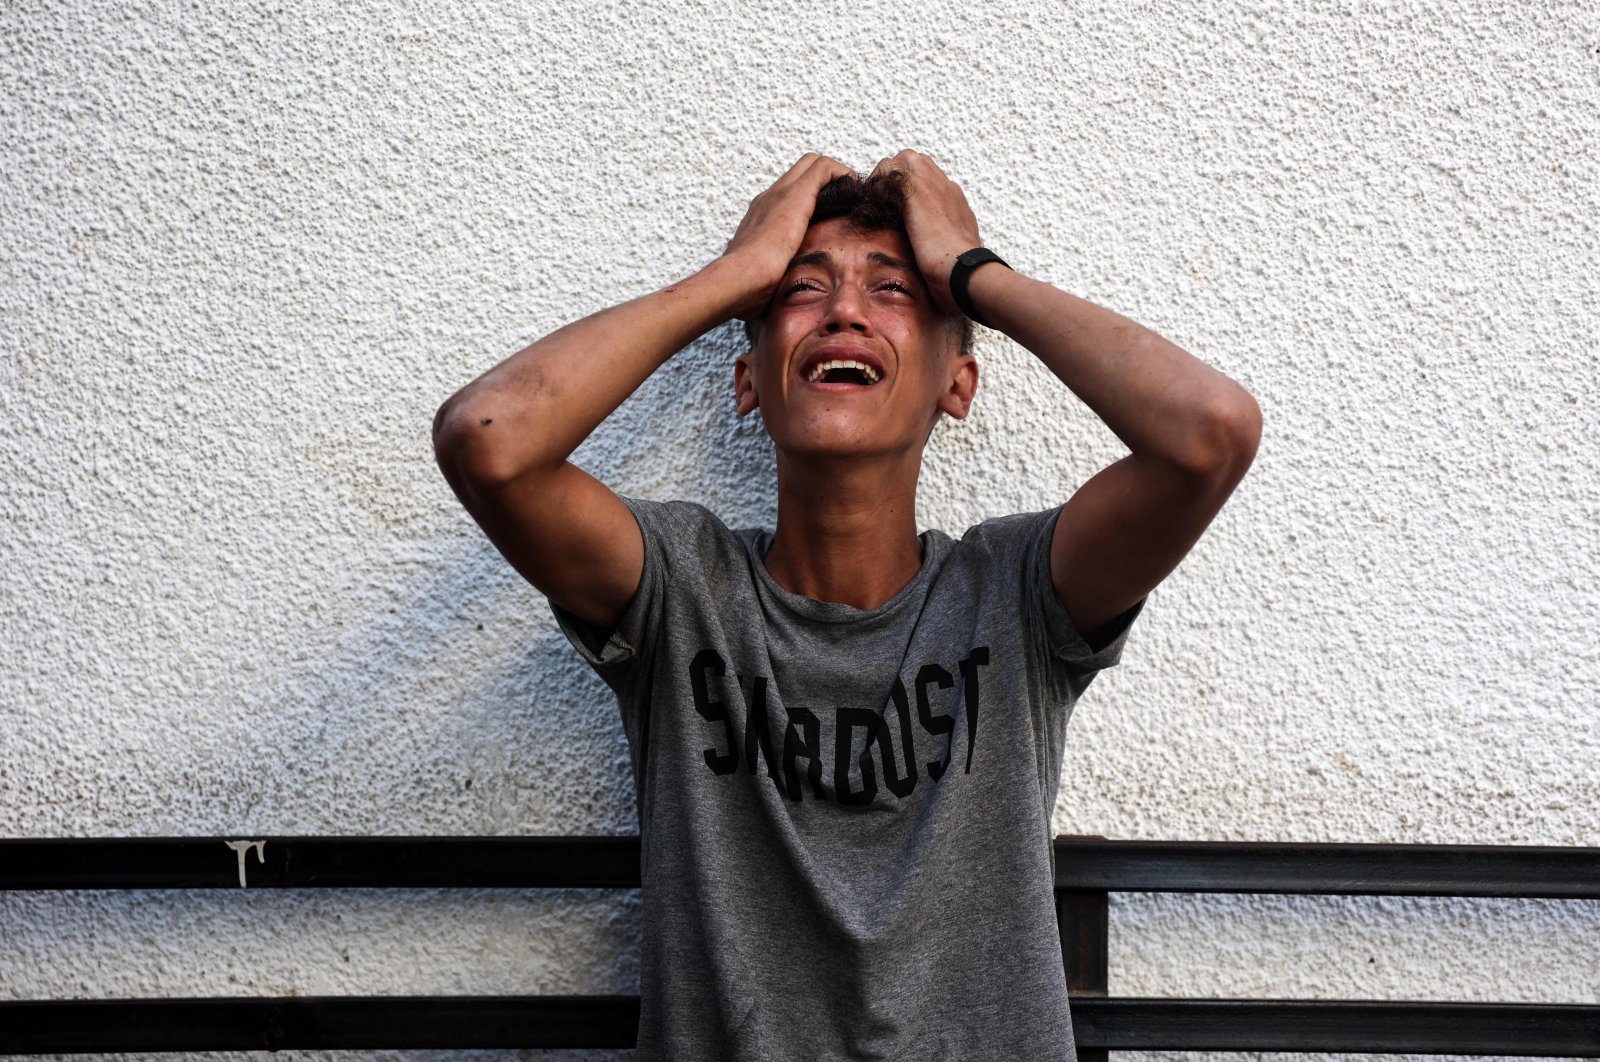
[2,0,1596,1059]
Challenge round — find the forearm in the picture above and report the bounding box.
[967,265,1260,472]
[434,255,754,484]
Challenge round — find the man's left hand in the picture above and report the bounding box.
[869,150,983,316]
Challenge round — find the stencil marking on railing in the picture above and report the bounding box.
[224,839,266,888]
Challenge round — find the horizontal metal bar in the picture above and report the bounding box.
[0,996,638,1052]
[2,836,1596,897]
[1075,998,1600,1054]
[0,836,641,890]
[2,997,1596,1055]
[1052,838,1600,898]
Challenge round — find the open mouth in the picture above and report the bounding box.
[803,358,882,386]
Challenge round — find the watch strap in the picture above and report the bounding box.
[950,247,1010,328]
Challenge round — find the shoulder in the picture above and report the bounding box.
[950,506,1064,566]
[621,496,736,544]
[620,496,757,576]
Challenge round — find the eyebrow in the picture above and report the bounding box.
[784,250,918,272]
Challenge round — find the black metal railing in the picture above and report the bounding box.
[3,836,1597,1056]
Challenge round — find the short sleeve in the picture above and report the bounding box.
[1023,504,1147,676]
[547,495,674,688]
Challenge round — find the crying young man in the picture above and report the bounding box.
[433,149,1261,1061]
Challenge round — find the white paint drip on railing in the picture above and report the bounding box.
[224,839,266,888]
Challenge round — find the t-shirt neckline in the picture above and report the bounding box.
[742,527,950,626]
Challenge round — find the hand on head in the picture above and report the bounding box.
[721,152,856,320]
[722,150,983,324]
[867,150,982,317]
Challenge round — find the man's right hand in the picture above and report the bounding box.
[432,154,852,634]
[721,153,855,320]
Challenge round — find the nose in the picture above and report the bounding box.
[818,282,871,335]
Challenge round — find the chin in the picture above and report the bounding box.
[771,419,913,464]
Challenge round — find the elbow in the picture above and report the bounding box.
[431,393,472,467]
[431,395,462,457]
[1222,388,1263,468]
[1175,389,1262,480]
[432,392,563,492]
[432,398,474,492]
[432,393,509,491]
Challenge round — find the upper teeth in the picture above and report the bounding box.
[807,359,880,384]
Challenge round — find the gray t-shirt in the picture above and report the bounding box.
[552,496,1145,1061]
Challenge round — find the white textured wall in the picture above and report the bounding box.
[3,1,1596,1059]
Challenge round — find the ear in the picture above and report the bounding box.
[734,351,759,417]
[936,354,979,420]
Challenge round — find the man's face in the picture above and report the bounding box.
[735,218,977,462]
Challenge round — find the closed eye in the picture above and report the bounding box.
[782,277,913,297]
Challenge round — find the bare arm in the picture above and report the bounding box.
[963,267,1259,474]
[971,266,1261,638]
[431,262,749,629]
[874,150,1262,639]
[432,153,854,629]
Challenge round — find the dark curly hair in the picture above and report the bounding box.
[742,171,974,358]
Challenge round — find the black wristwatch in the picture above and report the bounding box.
[950,247,1011,328]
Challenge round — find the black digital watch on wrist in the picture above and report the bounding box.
[949,247,1011,328]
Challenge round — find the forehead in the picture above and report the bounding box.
[791,218,916,268]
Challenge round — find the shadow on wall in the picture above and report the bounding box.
[572,320,780,529]
[120,324,772,839]
[116,528,636,837]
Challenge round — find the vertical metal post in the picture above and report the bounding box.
[1057,835,1109,1062]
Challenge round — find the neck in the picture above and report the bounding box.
[763,448,925,610]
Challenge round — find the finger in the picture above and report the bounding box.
[898,148,945,178]
[772,153,843,194]
[868,155,898,179]
[800,153,854,186]
[770,152,822,189]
